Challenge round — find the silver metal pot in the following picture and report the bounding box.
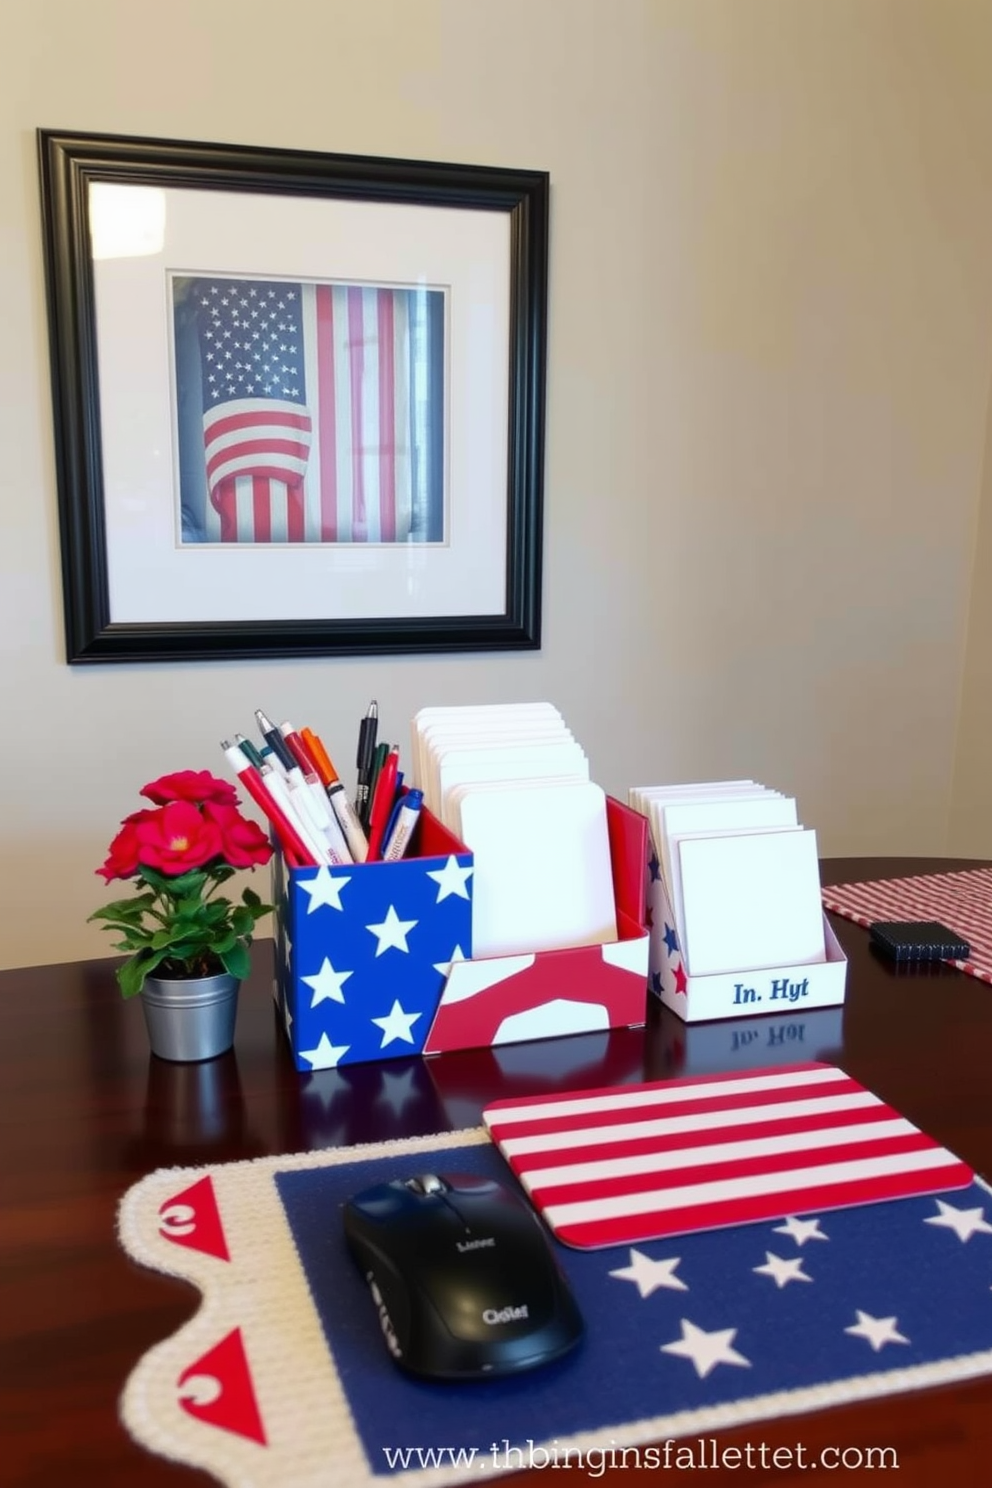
[140,971,240,1062]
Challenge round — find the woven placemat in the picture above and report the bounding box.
[119,1128,992,1485]
[822,867,992,983]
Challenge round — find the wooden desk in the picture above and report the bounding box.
[3,858,992,1486]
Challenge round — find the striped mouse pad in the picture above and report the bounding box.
[482,1062,973,1249]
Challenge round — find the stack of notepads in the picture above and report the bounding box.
[411,702,617,959]
[629,779,826,977]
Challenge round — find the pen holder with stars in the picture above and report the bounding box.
[272,795,652,1072]
[271,808,474,1072]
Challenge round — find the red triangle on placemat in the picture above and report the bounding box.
[483,1062,973,1249]
[158,1174,230,1262]
[177,1328,267,1446]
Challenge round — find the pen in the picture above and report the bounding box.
[255,708,297,773]
[221,740,316,866]
[236,739,337,867]
[278,720,321,778]
[234,732,267,772]
[300,727,338,787]
[382,788,423,862]
[261,740,351,863]
[355,699,378,828]
[291,723,368,860]
[365,741,389,825]
[365,748,400,861]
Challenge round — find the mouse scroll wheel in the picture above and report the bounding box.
[407,1174,445,1195]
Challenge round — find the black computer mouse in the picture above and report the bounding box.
[342,1171,583,1380]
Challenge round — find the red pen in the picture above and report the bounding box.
[365,748,400,862]
[278,720,321,777]
[221,741,316,866]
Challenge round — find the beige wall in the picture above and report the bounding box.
[951,364,992,852]
[3,0,992,970]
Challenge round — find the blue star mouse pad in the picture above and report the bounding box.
[118,1128,992,1487]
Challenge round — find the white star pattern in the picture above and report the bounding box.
[425,856,474,902]
[752,1252,813,1288]
[371,1000,423,1048]
[773,1215,829,1247]
[298,868,351,913]
[844,1310,909,1351]
[660,1319,750,1378]
[924,1200,992,1242]
[609,1248,688,1297]
[366,905,418,957]
[301,957,353,1008]
[297,1032,350,1069]
[433,944,468,979]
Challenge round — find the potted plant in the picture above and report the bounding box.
[90,770,273,1061]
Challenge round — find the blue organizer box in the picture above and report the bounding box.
[272,809,473,1071]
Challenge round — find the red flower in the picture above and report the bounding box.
[133,800,224,875]
[96,818,145,882]
[203,801,273,869]
[140,770,239,808]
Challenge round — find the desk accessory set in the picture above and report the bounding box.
[92,698,992,1485]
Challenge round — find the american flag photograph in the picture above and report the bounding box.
[171,274,445,547]
[484,1062,973,1249]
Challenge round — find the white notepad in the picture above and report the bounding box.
[659,795,799,940]
[458,779,617,959]
[677,827,826,977]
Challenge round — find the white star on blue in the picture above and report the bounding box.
[274,849,473,1068]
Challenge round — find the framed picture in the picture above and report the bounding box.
[37,130,549,663]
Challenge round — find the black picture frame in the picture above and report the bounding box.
[37,129,548,664]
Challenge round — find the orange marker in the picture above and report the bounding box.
[301,727,339,787]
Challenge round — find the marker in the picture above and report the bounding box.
[355,699,378,828]
[255,708,297,773]
[300,727,339,787]
[365,748,400,862]
[327,782,369,863]
[382,788,423,862]
[221,740,315,866]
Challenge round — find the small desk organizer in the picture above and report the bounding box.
[645,845,847,1024]
[272,797,650,1070]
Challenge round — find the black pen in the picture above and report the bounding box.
[355,699,379,827]
[255,708,296,773]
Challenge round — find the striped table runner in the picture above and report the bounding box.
[822,866,992,984]
[483,1062,972,1249]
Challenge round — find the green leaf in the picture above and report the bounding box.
[139,866,209,897]
[164,940,207,963]
[230,905,257,937]
[220,940,251,981]
[111,932,154,953]
[200,901,232,925]
[117,948,168,999]
[89,894,156,924]
[96,919,155,941]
